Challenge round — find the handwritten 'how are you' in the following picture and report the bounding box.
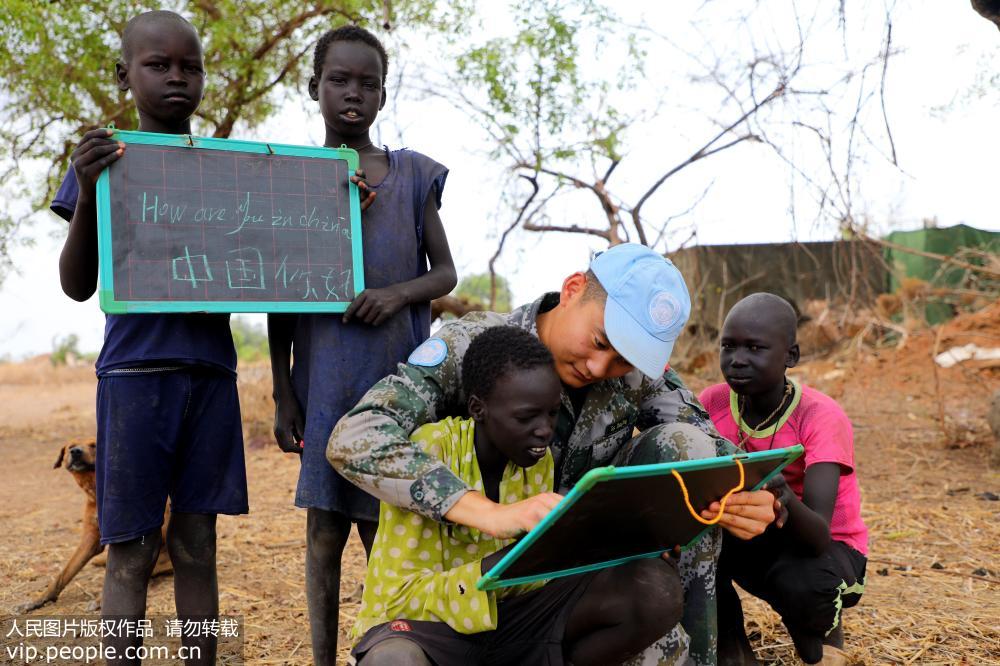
[138,192,351,238]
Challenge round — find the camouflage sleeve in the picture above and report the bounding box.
[326,318,491,521]
[636,368,740,457]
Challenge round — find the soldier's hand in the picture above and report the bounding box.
[272,386,305,454]
[72,128,124,195]
[702,489,776,540]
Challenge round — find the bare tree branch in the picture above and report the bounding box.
[489,173,540,307]
[602,159,620,184]
[429,0,909,290]
[521,163,600,196]
[521,222,611,240]
[251,43,315,102]
[650,180,715,249]
[212,7,362,137]
[857,229,1000,280]
[629,84,784,241]
[518,162,626,243]
[382,0,393,30]
[630,132,761,244]
[421,84,529,165]
[879,14,898,166]
[11,115,65,164]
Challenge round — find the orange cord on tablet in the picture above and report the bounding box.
[671,458,745,526]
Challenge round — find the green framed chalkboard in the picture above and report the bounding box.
[95,129,364,313]
[477,445,803,590]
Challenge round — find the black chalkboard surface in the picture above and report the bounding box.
[95,130,363,313]
[478,445,803,590]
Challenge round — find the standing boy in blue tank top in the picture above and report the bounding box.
[267,25,457,665]
[54,11,247,665]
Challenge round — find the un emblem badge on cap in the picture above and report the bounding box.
[590,243,692,379]
[648,290,682,331]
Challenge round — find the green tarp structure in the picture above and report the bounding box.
[884,223,1000,323]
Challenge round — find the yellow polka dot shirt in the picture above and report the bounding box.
[351,416,554,640]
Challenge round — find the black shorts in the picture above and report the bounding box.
[95,369,248,544]
[719,529,867,637]
[351,571,596,666]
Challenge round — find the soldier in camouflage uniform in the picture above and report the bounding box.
[328,243,779,665]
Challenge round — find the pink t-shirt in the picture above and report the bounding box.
[699,381,868,555]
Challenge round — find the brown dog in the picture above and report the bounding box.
[17,438,172,613]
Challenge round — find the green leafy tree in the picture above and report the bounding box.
[50,333,97,365]
[0,0,465,283]
[447,0,644,246]
[431,0,646,305]
[455,272,512,311]
[230,316,270,363]
[431,272,512,321]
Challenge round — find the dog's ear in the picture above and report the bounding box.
[53,446,66,469]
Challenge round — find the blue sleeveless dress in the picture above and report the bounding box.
[291,148,447,520]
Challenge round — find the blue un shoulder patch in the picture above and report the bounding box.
[408,337,448,367]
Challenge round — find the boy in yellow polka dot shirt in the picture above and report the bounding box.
[350,327,682,665]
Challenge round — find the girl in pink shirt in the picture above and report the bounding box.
[700,293,867,666]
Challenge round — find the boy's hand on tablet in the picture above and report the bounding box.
[703,489,776,540]
[445,490,563,539]
[72,128,124,194]
[483,493,564,539]
[343,286,408,326]
[351,168,376,211]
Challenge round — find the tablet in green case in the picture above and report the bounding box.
[477,444,803,591]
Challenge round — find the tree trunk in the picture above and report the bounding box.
[431,295,482,321]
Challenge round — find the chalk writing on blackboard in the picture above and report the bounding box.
[225,247,265,290]
[97,132,363,313]
[172,246,213,286]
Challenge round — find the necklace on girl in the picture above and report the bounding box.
[736,379,793,450]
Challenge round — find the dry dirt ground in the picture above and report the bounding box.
[1,306,998,664]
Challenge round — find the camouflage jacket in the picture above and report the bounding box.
[327,293,737,521]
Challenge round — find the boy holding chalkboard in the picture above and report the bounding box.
[699,293,867,665]
[350,326,682,666]
[267,25,457,664]
[53,10,246,663]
